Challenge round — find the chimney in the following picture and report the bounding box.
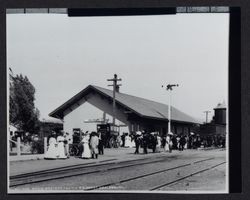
[115,85,120,93]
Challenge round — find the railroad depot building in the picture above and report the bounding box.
[49,85,199,142]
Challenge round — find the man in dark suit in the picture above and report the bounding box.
[134,131,142,154]
[98,132,104,155]
[142,131,148,154]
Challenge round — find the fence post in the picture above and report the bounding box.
[44,137,47,154]
[10,139,12,152]
[17,137,21,156]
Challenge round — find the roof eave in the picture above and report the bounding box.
[139,114,199,125]
[49,85,94,119]
[49,85,144,120]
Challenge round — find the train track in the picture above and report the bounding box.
[10,155,226,191]
[9,154,173,187]
[10,158,117,179]
[85,157,223,191]
[150,161,226,190]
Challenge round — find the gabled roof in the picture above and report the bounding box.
[49,85,199,124]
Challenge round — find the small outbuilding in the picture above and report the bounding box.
[199,101,227,136]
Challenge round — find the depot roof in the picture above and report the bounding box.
[49,85,199,124]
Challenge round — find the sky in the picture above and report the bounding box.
[6,13,229,123]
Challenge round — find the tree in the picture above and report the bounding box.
[9,73,40,134]
[9,74,19,123]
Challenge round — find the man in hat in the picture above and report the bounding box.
[179,135,186,151]
[134,131,142,154]
[64,132,70,158]
[151,132,158,153]
[90,132,99,159]
[98,131,104,155]
[142,130,149,154]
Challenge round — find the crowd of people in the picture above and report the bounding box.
[44,131,104,160]
[44,131,69,159]
[120,131,226,154]
[44,129,226,159]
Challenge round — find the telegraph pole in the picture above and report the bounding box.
[107,74,122,125]
[162,84,179,134]
[204,110,211,123]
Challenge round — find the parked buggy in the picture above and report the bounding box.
[69,129,83,156]
[97,123,120,148]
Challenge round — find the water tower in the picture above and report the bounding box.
[214,101,226,125]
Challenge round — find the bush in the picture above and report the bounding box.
[30,139,44,154]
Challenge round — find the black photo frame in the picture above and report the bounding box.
[0,1,248,200]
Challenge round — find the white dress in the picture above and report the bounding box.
[184,142,188,149]
[156,136,162,150]
[44,137,58,159]
[82,135,91,158]
[164,136,170,152]
[57,136,67,159]
[131,139,136,148]
[124,135,132,147]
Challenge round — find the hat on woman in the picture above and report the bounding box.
[136,131,142,136]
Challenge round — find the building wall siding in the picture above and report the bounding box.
[63,93,130,142]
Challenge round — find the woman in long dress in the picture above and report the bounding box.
[156,134,162,153]
[44,135,58,159]
[164,135,170,151]
[81,133,91,159]
[124,134,132,148]
[130,134,136,148]
[57,133,67,159]
[184,136,188,149]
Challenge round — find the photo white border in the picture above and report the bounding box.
[6,8,230,194]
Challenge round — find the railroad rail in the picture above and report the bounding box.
[9,155,224,189]
[150,161,226,190]
[85,158,224,191]
[10,154,173,187]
